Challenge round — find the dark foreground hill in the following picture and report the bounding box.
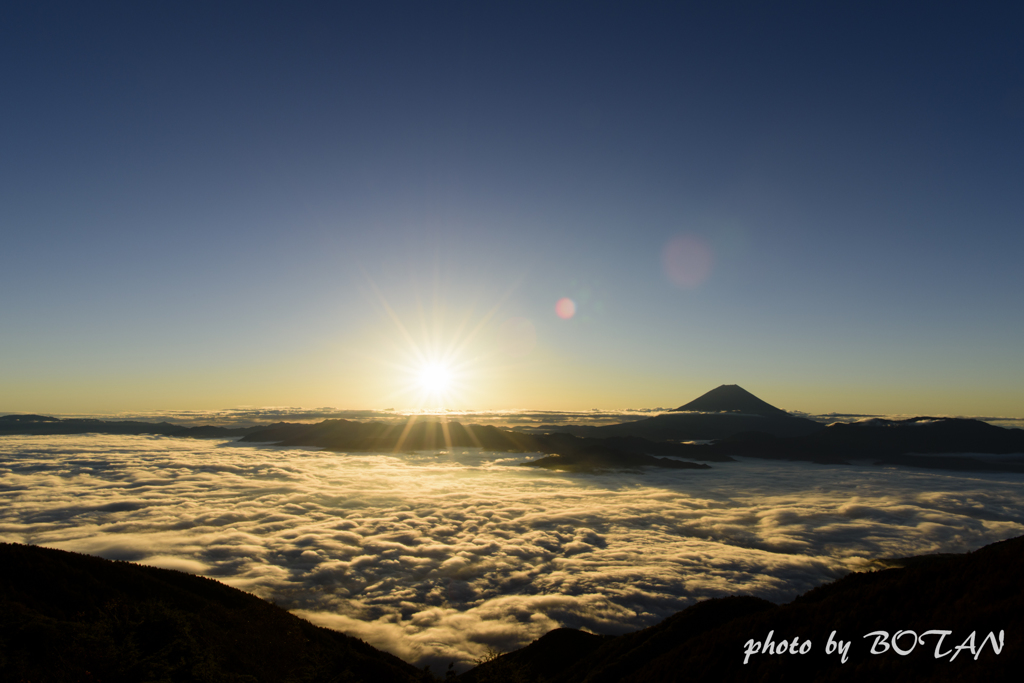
[460,534,1024,682]
[0,543,423,683]
[4,536,1022,682]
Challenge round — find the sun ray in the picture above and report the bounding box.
[439,415,453,451]
[462,422,484,450]
[393,414,419,453]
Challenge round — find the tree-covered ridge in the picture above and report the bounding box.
[4,535,1022,681]
[0,542,423,683]
[459,536,1024,682]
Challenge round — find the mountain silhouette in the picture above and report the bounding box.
[0,414,257,437]
[688,416,1024,471]
[461,534,1024,682]
[673,384,790,417]
[0,413,61,423]
[0,542,422,682]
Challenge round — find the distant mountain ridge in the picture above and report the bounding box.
[557,385,825,441]
[0,413,258,437]
[0,413,60,423]
[238,418,717,471]
[6,385,1023,473]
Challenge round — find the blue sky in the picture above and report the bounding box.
[2,1,1022,416]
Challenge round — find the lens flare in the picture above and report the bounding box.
[555,297,576,319]
[662,234,714,288]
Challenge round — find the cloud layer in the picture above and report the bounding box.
[2,434,1023,670]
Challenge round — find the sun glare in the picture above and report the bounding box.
[365,280,488,411]
[417,363,452,395]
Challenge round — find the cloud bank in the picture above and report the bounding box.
[2,434,1022,670]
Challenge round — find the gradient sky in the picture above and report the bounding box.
[2,1,1022,417]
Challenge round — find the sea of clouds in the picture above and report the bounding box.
[2,434,1023,671]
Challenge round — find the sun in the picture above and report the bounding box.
[417,362,453,395]
[362,274,512,411]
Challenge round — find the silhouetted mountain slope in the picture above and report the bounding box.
[689,417,1024,471]
[0,543,423,683]
[590,435,734,462]
[467,535,1024,682]
[0,414,259,437]
[673,384,790,417]
[582,411,826,440]
[0,413,61,422]
[520,447,710,472]
[550,596,774,683]
[458,629,610,683]
[243,418,713,472]
[815,417,1024,455]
